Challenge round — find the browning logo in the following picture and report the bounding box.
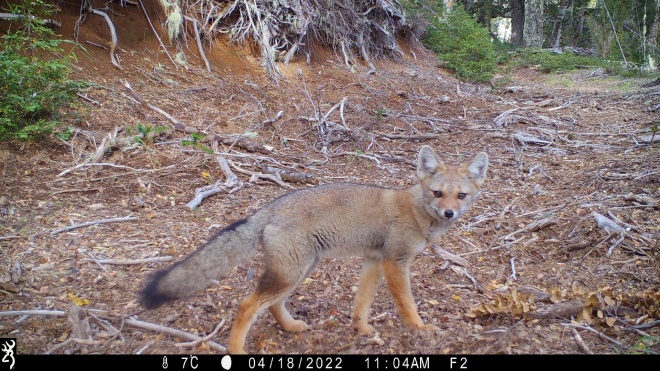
[1,339,15,370]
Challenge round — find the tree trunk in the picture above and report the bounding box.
[523,0,544,47]
[444,0,455,13]
[511,0,525,46]
[477,0,492,32]
[648,0,660,59]
[573,1,586,46]
[550,0,572,49]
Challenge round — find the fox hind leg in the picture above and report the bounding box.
[268,254,319,332]
[381,259,438,332]
[269,296,310,332]
[352,258,383,336]
[228,257,316,354]
[227,291,268,354]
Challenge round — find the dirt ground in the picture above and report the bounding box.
[1,1,658,355]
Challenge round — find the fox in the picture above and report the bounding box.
[139,145,488,354]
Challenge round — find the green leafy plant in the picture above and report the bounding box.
[422,6,497,83]
[627,336,659,354]
[181,132,213,153]
[127,123,170,146]
[54,125,74,141]
[374,108,388,121]
[0,0,86,141]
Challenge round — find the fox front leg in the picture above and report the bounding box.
[381,259,439,332]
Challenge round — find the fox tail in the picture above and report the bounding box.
[139,215,266,309]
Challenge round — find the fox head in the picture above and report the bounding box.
[416,146,488,223]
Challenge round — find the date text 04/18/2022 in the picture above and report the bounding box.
[245,356,447,370]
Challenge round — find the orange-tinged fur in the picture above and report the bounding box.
[139,146,488,354]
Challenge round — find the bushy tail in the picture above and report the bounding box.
[139,215,266,309]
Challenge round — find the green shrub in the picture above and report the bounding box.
[0,0,86,141]
[422,6,497,83]
[509,48,650,77]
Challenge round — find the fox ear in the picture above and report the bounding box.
[464,152,489,186]
[417,146,445,179]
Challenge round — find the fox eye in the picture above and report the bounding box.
[433,190,443,198]
[458,192,467,200]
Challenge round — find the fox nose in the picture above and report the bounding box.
[444,210,454,219]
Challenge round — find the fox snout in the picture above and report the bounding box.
[435,207,458,220]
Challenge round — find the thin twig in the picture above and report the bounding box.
[51,216,137,236]
[138,0,177,68]
[0,236,22,241]
[187,156,241,209]
[632,320,660,330]
[87,252,109,272]
[561,323,628,350]
[509,257,517,280]
[430,243,470,267]
[0,310,67,317]
[46,338,103,354]
[375,132,440,140]
[174,318,226,348]
[571,328,594,354]
[76,93,101,106]
[123,318,226,353]
[83,256,173,265]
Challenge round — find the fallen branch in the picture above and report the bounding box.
[123,80,186,131]
[561,323,628,350]
[45,337,103,354]
[49,188,101,197]
[88,8,122,69]
[175,318,226,348]
[187,156,241,209]
[571,328,594,354]
[230,161,293,189]
[56,128,141,177]
[503,217,556,241]
[123,318,226,353]
[528,299,584,319]
[218,134,274,155]
[83,256,173,265]
[331,151,381,165]
[631,320,660,330]
[261,166,315,184]
[450,265,483,293]
[509,257,517,280]
[0,12,61,27]
[258,110,284,128]
[51,216,137,236]
[0,308,227,352]
[375,132,440,141]
[76,93,101,106]
[87,252,109,273]
[0,310,66,317]
[0,235,22,241]
[593,212,624,233]
[430,243,469,267]
[513,131,553,146]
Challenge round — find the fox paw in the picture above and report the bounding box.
[354,323,377,336]
[417,324,439,333]
[283,320,310,333]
